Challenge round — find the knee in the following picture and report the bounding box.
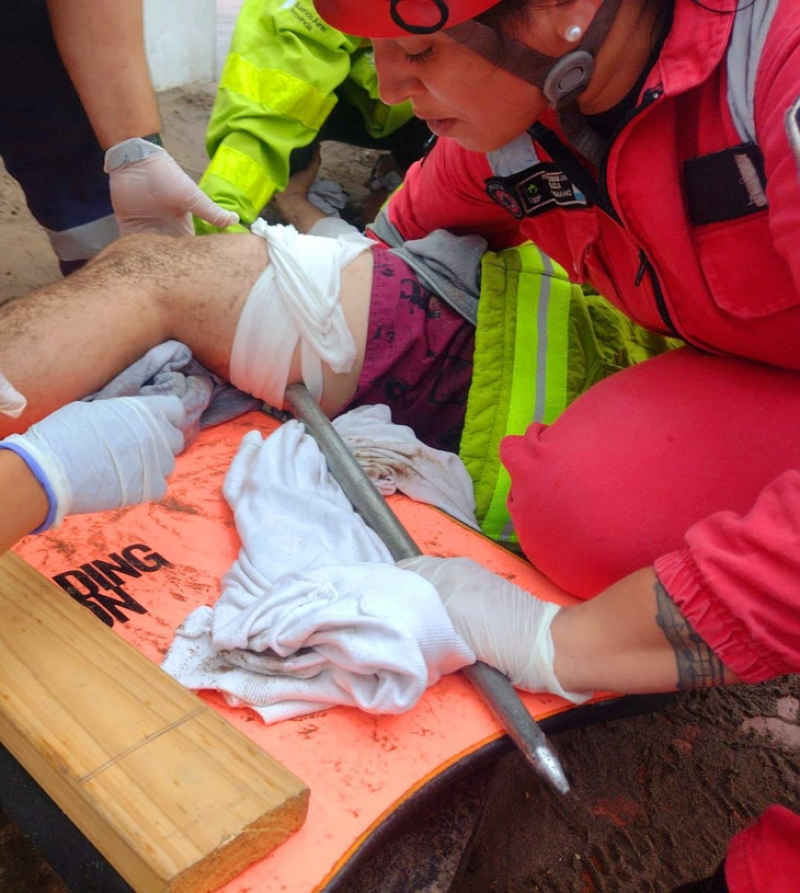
[501,423,643,599]
[499,355,696,597]
[83,233,209,325]
[502,418,688,598]
[87,232,193,278]
[500,349,800,598]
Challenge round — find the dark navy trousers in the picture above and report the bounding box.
[0,0,117,274]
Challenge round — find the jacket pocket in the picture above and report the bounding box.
[695,211,799,318]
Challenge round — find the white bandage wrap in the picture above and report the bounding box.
[0,369,27,418]
[229,221,372,407]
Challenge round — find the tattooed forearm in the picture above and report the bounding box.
[654,580,726,690]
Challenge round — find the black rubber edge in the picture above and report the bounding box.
[0,744,134,893]
[322,692,676,892]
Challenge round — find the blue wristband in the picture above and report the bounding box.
[0,442,58,533]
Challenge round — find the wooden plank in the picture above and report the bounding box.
[0,551,309,893]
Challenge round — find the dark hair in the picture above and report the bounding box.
[469,0,578,67]
[475,0,744,38]
[473,0,674,54]
[474,0,577,34]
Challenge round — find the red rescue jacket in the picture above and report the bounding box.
[726,806,800,893]
[387,0,800,369]
[386,0,800,685]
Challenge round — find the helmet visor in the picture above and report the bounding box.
[314,0,499,38]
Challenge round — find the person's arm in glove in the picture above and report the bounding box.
[46,0,238,237]
[0,395,185,554]
[399,557,741,699]
[104,137,240,237]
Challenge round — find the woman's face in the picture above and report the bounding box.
[373,32,549,153]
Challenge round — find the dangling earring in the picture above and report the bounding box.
[563,24,583,43]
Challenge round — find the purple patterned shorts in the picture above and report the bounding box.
[345,249,475,453]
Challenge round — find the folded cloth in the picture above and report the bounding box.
[333,404,479,529]
[0,369,26,418]
[307,176,349,218]
[309,215,372,244]
[87,340,260,443]
[162,418,476,723]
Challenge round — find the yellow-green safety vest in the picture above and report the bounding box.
[198,0,415,233]
[460,243,679,545]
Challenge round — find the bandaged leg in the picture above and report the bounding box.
[228,220,373,410]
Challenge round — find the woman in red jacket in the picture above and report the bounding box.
[307,0,800,730]
[310,1,800,890]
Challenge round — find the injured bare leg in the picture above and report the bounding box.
[0,229,374,436]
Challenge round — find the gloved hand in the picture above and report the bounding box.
[398,555,591,704]
[0,395,185,532]
[104,137,239,237]
[0,369,26,418]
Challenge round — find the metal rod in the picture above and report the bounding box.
[284,383,569,795]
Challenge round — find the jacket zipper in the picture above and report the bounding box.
[531,87,681,338]
[597,86,663,210]
[597,86,681,338]
[635,250,678,336]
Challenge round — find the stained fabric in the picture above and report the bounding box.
[162,415,476,722]
[86,340,260,444]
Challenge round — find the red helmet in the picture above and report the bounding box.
[314,0,500,38]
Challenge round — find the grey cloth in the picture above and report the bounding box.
[307,176,348,217]
[86,340,261,445]
[368,211,485,326]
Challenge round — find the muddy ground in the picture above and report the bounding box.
[1,82,798,893]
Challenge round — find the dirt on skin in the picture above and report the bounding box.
[2,82,800,893]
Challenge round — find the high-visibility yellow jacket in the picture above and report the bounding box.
[197,0,415,233]
[459,243,680,546]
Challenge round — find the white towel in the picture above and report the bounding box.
[333,404,478,529]
[162,417,476,723]
[86,340,260,444]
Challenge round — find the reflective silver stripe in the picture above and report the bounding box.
[734,150,768,207]
[534,253,554,424]
[487,133,541,177]
[45,215,119,262]
[727,0,781,144]
[787,95,800,174]
[498,516,517,543]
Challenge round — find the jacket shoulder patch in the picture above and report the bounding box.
[485,163,589,220]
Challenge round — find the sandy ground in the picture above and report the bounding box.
[1,82,799,893]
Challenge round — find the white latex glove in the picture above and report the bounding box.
[104,137,239,236]
[0,369,26,418]
[0,395,185,532]
[398,556,591,704]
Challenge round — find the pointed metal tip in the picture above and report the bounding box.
[530,744,570,795]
